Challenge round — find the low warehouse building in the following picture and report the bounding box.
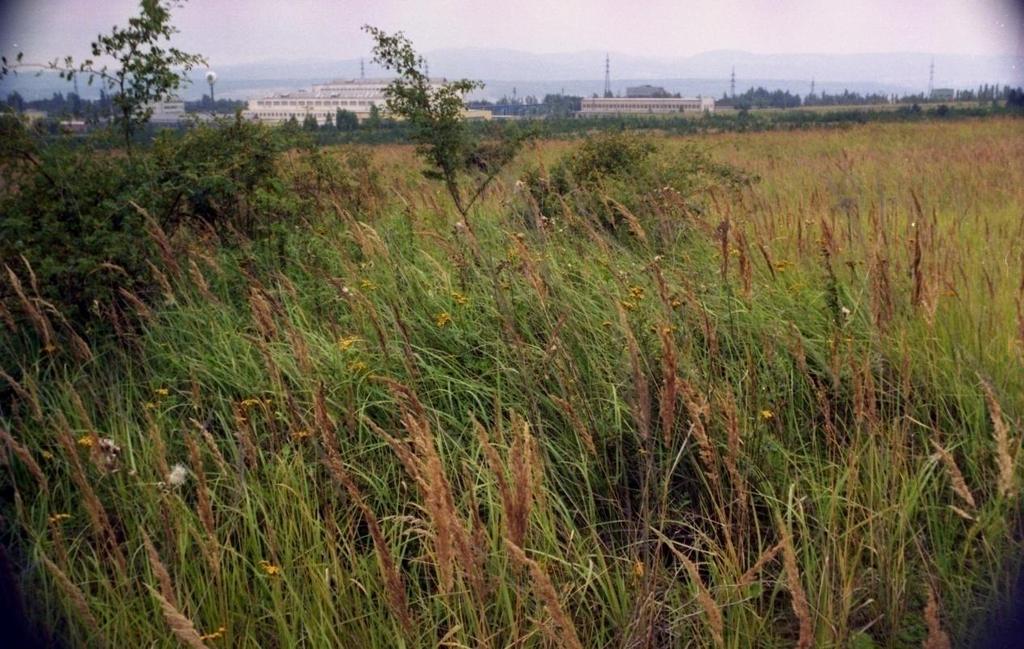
[579,96,715,116]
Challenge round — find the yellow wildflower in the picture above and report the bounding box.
[40,450,54,460]
[360,279,377,291]
[435,312,452,328]
[199,626,227,642]
[154,388,170,397]
[621,300,637,311]
[760,409,775,421]
[240,398,262,409]
[77,435,94,447]
[291,429,312,441]
[144,401,158,410]
[348,360,368,373]
[48,513,71,524]
[670,298,683,308]
[259,560,281,576]
[451,291,469,306]
[632,560,645,579]
[629,286,645,300]
[338,335,360,352]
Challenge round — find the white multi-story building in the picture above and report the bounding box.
[246,78,448,125]
[579,96,715,116]
[147,97,186,123]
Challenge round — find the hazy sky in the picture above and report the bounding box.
[2,0,1022,66]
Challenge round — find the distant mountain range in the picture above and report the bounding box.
[3,48,1020,101]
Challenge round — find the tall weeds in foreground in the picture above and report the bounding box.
[1,120,1022,647]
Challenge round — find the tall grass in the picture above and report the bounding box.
[1,118,1022,647]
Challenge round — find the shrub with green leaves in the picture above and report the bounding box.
[522,131,755,242]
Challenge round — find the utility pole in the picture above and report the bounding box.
[205,70,217,108]
[730,66,736,97]
[602,52,610,96]
[928,57,934,97]
[360,58,365,80]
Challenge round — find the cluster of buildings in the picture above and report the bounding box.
[242,80,716,125]
[244,78,492,124]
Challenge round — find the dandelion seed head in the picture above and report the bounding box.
[168,463,189,487]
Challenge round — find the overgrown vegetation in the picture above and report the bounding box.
[521,131,754,240]
[1,5,1023,648]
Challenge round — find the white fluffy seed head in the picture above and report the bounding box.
[167,463,189,487]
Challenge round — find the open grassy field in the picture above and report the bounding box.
[2,117,1022,648]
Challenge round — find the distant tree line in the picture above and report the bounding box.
[715,83,1024,109]
[5,90,245,120]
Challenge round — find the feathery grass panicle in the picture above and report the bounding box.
[42,556,103,644]
[505,540,584,649]
[778,516,813,649]
[141,528,177,608]
[477,413,537,548]
[148,587,210,649]
[658,534,725,648]
[923,585,952,649]
[979,377,1016,499]
[0,426,48,492]
[324,457,413,632]
[930,440,978,510]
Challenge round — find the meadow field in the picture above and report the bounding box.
[2,117,1022,648]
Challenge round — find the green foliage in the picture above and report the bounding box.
[51,0,205,150]
[335,108,360,131]
[522,131,754,241]
[0,115,315,343]
[0,137,154,329]
[363,25,528,217]
[149,116,289,236]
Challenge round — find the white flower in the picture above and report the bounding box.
[167,463,189,487]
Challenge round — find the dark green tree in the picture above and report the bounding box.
[302,113,319,131]
[335,108,359,131]
[365,103,382,129]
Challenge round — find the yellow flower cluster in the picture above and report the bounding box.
[259,560,281,576]
[337,335,360,352]
[199,626,227,642]
[435,312,452,328]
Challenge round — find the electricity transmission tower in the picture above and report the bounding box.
[730,66,736,97]
[604,53,612,97]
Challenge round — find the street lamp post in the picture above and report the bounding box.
[205,70,217,112]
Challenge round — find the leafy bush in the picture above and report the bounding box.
[0,116,313,344]
[0,127,155,331]
[521,131,755,241]
[149,116,285,236]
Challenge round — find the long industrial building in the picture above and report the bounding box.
[246,79,401,124]
[246,78,491,124]
[579,96,715,116]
